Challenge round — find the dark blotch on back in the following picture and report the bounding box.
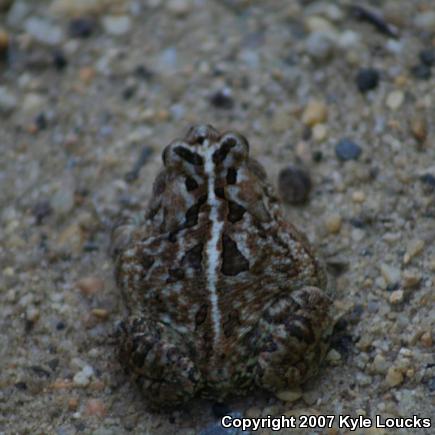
[221,234,249,276]
[182,243,203,270]
[212,137,236,164]
[223,309,240,338]
[214,187,225,199]
[184,195,207,228]
[167,268,185,283]
[228,201,246,223]
[185,176,199,191]
[174,146,204,166]
[195,303,208,328]
[226,167,237,184]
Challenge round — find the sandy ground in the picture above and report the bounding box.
[0,0,434,434]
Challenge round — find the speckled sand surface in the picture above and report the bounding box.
[0,1,434,434]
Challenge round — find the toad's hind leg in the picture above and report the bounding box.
[253,287,333,392]
[117,317,203,407]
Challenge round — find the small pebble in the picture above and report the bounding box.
[210,88,234,109]
[373,354,389,374]
[0,27,8,56]
[73,365,94,387]
[402,271,420,289]
[277,165,312,205]
[305,31,334,61]
[356,68,379,93]
[410,116,427,144]
[167,0,192,16]
[85,399,107,418]
[276,387,302,402]
[419,48,435,67]
[0,86,17,114]
[25,17,64,45]
[420,331,432,348]
[380,263,401,285]
[324,213,342,234]
[79,66,96,84]
[335,138,362,161]
[102,15,131,36]
[386,90,404,110]
[413,11,435,30]
[26,306,40,323]
[389,289,404,305]
[91,308,110,320]
[411,64,431,80]
[76,276,105,296]
[386,367,404,387]
[352,190,366,203]
[312,123,327,142]
[326,349,342,364]
[68,397,79,411]
[302,99,328,127]
[403,239,424,264]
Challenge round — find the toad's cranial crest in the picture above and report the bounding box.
[112,124,334,408]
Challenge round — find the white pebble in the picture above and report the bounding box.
[102,15,131,36]
[25,17,64,45]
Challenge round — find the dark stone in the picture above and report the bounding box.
[52,50,68,70]
[56,321,65,330]
[15,382,27,390]
[312,150,323,162]
[350,5,399,38]
[83,241,99,252]
[420,173,435,193]
[47,358,59,371]
[386,282,400,292]
[134,65,153,80]
[335,138,362,161]
[210,88,234,109]
[68,17,95,38]
[32,200,52,224]
[419,48,435,67]
[356,68,379,92]
[330,333,354,358]
[277,165,312,205]
[34,112,47,130]
[426,377,435,392]
[411,63,431,80]
[122,85,136,100]
[31,365,51,378]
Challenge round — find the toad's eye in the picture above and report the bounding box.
[212,133,249,167]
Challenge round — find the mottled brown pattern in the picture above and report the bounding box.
[112,125,333,408]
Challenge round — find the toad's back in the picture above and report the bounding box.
[114,125,326,361]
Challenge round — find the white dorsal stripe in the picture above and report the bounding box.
[203,140,223,346]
